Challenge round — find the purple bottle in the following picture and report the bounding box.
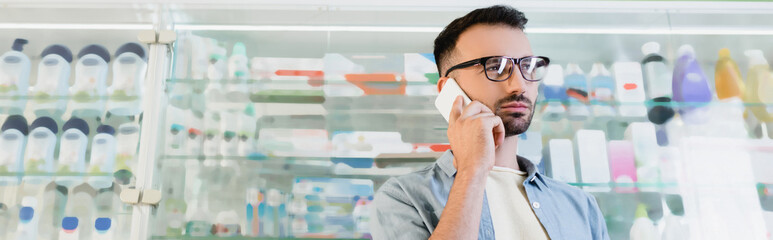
[672,45,712,123]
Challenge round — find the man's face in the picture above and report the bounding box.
[437,24,539,137]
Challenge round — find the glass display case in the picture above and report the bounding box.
[3,1,773,240]
[0,2,161,240]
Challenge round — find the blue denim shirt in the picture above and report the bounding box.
[370,150,610,240]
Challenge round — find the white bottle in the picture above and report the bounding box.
[238,104,258,157]
[29,44,72,115]
[23,117,58,177]
[548,139,577,183]
[220,111,239,157]
[203,111,221,157]
[190,35,208,80]
[56,118,90,187]
[18,117,58,239]
[107,42,147,117]
[115,122,141,183]
[613,62,647,117]
[68,44,110,119]
[575,130,611,192]
[0,39,30,114]
[0,115,29,184]
[227,42,250,94]
[166,105,187,155]
[625,122,660,191]
[59,184,96,240]
[0,116,28,240]
[207,39,223,82]
[641,42,672,100]
[661,214,689,240]
[630,204,659,240]
[588,63,616,117]
[87,125,116,189]
[15,197,39,240]
[186,110,205,156]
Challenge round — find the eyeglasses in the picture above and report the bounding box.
[444,55,550,82]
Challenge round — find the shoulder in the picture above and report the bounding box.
[375,162,445,200]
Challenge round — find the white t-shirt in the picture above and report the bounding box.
[485,166,551,240]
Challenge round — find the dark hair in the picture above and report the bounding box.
[433,5,528,75]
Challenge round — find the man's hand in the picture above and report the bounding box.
[446,95,505,177]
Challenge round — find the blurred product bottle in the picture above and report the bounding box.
[672,45,712,124]
[630,204,659,240]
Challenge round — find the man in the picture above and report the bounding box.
[370,5,609,240]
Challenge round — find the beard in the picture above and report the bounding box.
[494,93,535,137]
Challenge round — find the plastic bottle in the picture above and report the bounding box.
[220,111,239,157]
[68,45,111,118]
[190,35,208,80]
[166,106,187,155]
[715,48,745,100]
[613,62,647,117]
[30,44,72,115]
[672,45,712,124]
[203,111,221,157]
[564,64,590,120]
[589,63,616,117]
[575,130,611,192]
[18,117,58,239]
[0,115,28,239]
[186,110,204,157]
[0,39,30,114]
[607,140,637,193]
[87,125,116,189]
[641,42,673,100]
[214,210,241,236]
[58,185,96,240]
[13,196,39,240]
[630,204,659,240]
[23,117,58,176]
[743,50,773,123]
[55,118,90,187]
[352,196,373,238]
[625,122,660,192]
[107,42,147,117]
[260,189,287,237]
[245,188,262,237]
[0,115,29,183]
[227,42,250,94]
[238,104,259,158]
[115,122,141,185]
[547,139,577,183]
[641,42,675,127]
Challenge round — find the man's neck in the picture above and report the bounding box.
[494,136,520,171]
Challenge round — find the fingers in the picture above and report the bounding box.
[449,95,463,124]
[492,117,505,147]
[460,101,493,119]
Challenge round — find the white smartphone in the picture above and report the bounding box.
[435,78,472,122]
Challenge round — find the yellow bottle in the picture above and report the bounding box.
[714,49,745,100]
[743,50,772,122]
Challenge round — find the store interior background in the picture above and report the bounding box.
[1,0,773,239]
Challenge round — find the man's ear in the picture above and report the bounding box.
[437,76,449,93]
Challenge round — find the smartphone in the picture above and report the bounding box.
[435,78,472,122]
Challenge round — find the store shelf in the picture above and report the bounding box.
[0,172,112,177]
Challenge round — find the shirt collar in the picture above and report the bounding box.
[437,150,550,189]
